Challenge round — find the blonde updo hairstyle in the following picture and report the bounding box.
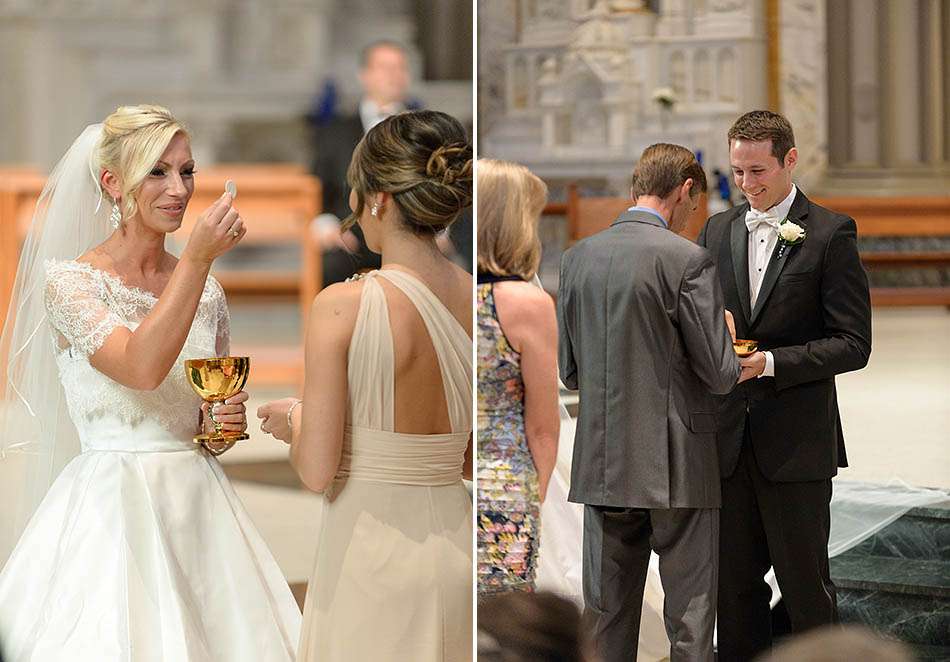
[476,159,548,281]
[96,104,189,221]
[343,110,472,235]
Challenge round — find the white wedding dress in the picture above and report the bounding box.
[0,259,301,662]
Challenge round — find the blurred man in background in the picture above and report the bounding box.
[309,40,471,283]
[309,40,417,284]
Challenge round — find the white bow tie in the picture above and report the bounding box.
[745,209,780,232]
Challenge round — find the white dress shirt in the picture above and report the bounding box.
[745,184,797,378]
[359,99,405,133]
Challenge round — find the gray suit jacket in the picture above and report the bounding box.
[557,210,740,509]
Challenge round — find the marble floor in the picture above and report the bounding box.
[834,307,950,489]
[219,302,950,607]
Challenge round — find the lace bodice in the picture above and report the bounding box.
[43,259,230,448]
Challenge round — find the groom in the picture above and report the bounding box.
[698,110,872,660]
[558,143,749,662]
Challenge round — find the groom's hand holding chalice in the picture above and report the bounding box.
[725,310,765,383]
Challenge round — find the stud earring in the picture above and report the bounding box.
[110,202,122,229]
[371,203,379,217]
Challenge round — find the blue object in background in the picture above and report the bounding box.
[306,79,339,126]
[713,168,732,205]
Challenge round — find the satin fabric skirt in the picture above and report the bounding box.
[0,442,301,662]
[297,477,472,662]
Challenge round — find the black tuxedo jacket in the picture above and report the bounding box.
[697,189,872,482]
[310,114,365,220]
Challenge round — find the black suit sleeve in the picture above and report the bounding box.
[772,217,872,390]
[696,217,710,248]
[557,252,579,391]
[310,121,359,220]
[677,250,741,395]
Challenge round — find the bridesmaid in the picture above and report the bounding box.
[258,110,473,661]
[476,159,559,596]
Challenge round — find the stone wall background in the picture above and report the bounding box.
[0,0,472,168]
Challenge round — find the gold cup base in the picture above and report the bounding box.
[193,432,249,456]
[733,339,759,358]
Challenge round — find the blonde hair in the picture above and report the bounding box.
[96,104,188,220]
[343,110,472,235]
[476,159,547,281]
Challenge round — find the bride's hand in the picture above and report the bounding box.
[201,390,249,435]
[257,397,298,444]
[182,192,246,265]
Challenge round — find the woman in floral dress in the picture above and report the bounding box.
[476,159,560,596]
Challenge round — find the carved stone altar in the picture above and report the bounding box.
[482,0,769,193]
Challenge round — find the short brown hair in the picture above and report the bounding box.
[360,40,407,68]
[728,110,796,162]
[631,143,707,200]
[477,159,547,280]
[344,110,472,235]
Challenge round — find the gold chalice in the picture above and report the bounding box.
[733,339,759,357]
[185,356,250,456]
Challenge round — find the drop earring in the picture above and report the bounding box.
[110,202,122,229]
[370,203,379,217]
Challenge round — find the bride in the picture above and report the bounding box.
[0,105,300,661]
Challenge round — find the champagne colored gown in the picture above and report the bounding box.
[297,269,473,662]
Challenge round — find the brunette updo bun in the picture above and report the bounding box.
[344,110,472,235]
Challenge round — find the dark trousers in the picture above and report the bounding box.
[717,434,837,662]
[583,506,718,662]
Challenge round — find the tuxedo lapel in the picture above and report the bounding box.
[729,211,752,324]
[749,190,810,326]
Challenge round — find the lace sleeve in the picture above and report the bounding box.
[44,261,125,357]
[208,275,231,357]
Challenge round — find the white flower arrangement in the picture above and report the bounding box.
[776,220,806,257]
[651,87,677,109]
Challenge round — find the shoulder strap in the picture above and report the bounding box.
[346,274,395,430]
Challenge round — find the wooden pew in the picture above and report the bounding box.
[172,165,322,323]
[0,169,49,338]
[812,196,950,307]
[552,183,709,243]
[550,187,950,307]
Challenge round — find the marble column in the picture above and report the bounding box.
[778,0,828,189]
[922,0,946,167]
[883,0,922,167]
[848,0,881,166]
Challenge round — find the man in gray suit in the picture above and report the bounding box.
[557,143,753,661]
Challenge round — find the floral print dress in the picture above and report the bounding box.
[476,276,540,596]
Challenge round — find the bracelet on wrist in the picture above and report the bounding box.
[287,399,303,435]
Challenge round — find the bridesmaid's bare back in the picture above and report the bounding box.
[380,263,471,435]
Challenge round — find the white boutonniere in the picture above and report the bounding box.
[776,220,806,258]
